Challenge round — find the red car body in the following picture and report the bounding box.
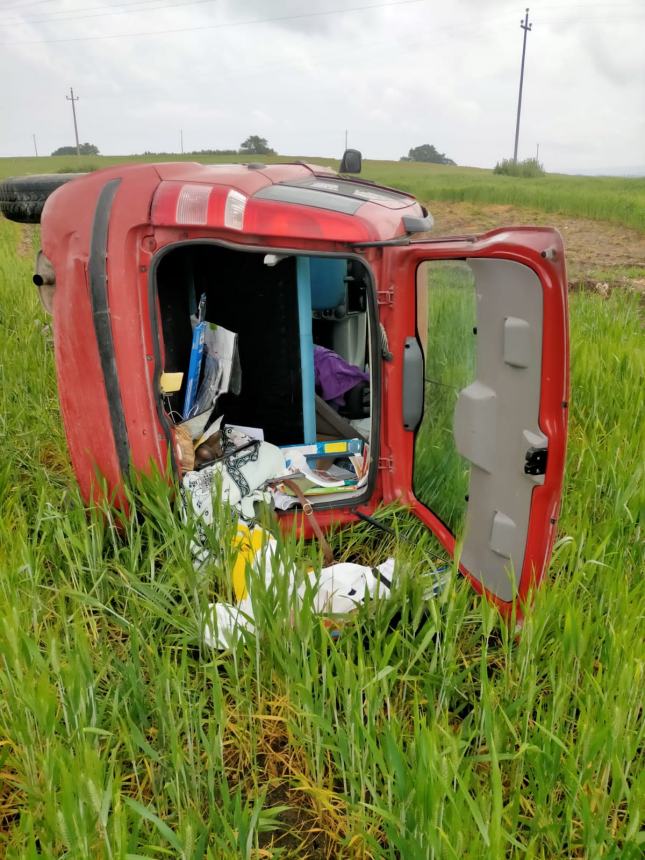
[36,161,569,616]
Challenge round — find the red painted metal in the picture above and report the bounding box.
[39,163,568,613]
[387,230,569,616]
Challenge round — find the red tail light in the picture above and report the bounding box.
[243,198,370,242]
[151,182,242,228]
[150,181,370,242]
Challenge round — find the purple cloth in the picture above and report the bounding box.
[314,345,369,408]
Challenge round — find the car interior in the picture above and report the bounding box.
[154,243,375,506]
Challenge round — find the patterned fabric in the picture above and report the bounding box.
[219,434,260,499]
[182,436,286,566]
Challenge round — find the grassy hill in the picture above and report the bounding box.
[2,153,644,233]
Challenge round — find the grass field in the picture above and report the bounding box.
[2,154,644,234]
[0,159,643,857]
[414,262,476,535]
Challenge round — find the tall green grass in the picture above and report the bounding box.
[362,161,645,234]
[414,262,476,534]
[0,217,643,857]
[2,153,644,233]
[493,158,545,179]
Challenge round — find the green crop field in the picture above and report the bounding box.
[2,153,644,234]
[0,157,643,858]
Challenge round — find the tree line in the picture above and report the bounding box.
[51,136,276,157]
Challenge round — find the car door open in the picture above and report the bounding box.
[390,229,569,611]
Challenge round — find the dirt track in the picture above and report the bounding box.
[426,201,645,292]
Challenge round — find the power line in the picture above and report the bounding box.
[1,0,425,45]
[4,1,61,11]
[5,0,641,22]
[48,14,502,106]
[25,11,505,104]
[538,2,641,8]
[4,0,152,18]
[3,0,216,28]
[4,2,642,40]
[7,0,183,15]
[13,4,630,107]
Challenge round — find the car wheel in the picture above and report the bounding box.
[0,174,85,223]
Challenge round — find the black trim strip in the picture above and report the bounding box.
[371,567,392,590]
[88,178,130,475]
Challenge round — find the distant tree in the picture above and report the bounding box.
[402,144,455,165]
[51,142,99,156]
[239,135,276,155]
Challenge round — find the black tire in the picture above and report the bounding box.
[0,173,86,224]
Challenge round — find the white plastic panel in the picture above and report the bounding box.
[454,382,497,473]
[454,259,544,601]
[489,511,517,558]
[503,316,532,368]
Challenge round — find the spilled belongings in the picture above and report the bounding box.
[179,423,409,648]
[202,521,400,650]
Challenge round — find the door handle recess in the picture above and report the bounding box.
[402,337,424,431]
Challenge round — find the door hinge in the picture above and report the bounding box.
[377,287,394,306]
[524,446,548,476]
[378,456,394,471]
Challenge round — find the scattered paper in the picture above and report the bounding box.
[226,424,265,442]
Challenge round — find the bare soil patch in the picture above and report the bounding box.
[16,224,36,259]
[425,200,645,291]
[10,204,643,293]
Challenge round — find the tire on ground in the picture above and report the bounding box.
[0,174,86,224]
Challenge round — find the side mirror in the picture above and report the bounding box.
[339,149,362,174]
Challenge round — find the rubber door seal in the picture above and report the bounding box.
[88,178,130,476]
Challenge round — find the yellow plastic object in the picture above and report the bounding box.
[323,441,349,453]
[231,524,270,601]
[160,372,184,394]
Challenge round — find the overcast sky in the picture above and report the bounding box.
[1,0,644,172]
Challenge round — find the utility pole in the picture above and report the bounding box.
[66,87,81,156]
[536,142,540,162]
[180,129,184,154]
[344,129,348,151]
[513,8,532,164]
[32,134,38,157]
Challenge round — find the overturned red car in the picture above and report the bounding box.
[0,152,569,615]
